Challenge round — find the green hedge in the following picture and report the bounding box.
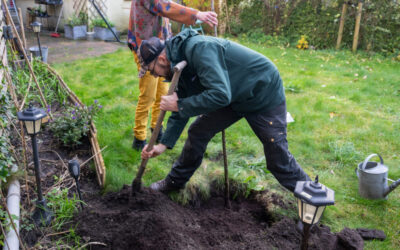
[226,0,400,55]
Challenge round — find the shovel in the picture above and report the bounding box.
[131,60,187,193]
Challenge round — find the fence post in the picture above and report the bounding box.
[352,1,363,52]
[336,3,347,50]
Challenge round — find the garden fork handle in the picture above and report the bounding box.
[132,61,187,193]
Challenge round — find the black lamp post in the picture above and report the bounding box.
[30,21,43,61]
[17,104,53,226]
[294,176,335,250]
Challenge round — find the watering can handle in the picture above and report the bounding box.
[361,153,384,171]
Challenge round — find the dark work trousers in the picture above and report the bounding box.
[166,101,311,192]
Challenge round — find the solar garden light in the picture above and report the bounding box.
[294,176,335,250]
[68,160,84,209]
[17,104,53,226]
[30,21,43,61]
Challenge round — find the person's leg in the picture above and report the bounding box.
[166,107,242,187]
[132,52,158,146]
[245,101,310,192]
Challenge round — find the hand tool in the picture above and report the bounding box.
[131,60,187,194]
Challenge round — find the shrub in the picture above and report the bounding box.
[49,100,102,148]
[297,35,309,50]
[66,12,87,27]
[91,18,115,29]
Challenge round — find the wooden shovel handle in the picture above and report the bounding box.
[133,61,187,189]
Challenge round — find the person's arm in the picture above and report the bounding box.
[140,0,217,27]
[177,42,231,119]
[161,111,189,148]
[141,110,189,159]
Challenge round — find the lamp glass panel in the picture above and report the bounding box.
[25,121,35,135]
[313,206,326,224]
[302,202,317,224]
[33,26,40,33]
[297,199,302,219]
[34,119,42,134]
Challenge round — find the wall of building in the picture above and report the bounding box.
[15,0,131,33]
[103,0,130,32]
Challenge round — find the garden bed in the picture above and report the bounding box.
[4,59,105,248]
[72,185,378,250]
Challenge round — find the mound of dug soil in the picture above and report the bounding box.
[75,186,377,250]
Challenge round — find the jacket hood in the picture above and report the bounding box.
[166,29,200,67]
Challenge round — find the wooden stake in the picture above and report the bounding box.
[212,0,230,208]
[336,3,347,50]
[4,69,32,205]
[224,0,231,34]
[211,0,218,37]
[17,8,27,50]
[352,1,363,52]
[1,0,49,109]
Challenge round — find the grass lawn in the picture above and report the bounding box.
[53,42,400,249]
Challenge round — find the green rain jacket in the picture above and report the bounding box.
[161,29,285,148]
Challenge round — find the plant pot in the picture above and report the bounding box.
[64,25,87,40]
[35,0,63,5]
[86,31,95,41]
[29,46,48,63]
[93,27,119,41]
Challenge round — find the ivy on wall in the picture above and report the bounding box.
[0,81,15,184]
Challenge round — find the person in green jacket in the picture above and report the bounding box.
[139,29,310,193]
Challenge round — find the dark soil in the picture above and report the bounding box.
[10,107,99,247]
[74,185,378,250]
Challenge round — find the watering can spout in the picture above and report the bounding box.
[384,178,400,197]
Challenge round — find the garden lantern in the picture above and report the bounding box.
[17,104,53,226]
[68,160,84,209]
[30,21,43,61]
[31,21,42,33]
[294,176,334,249]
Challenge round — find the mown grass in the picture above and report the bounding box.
[53,43,400,249]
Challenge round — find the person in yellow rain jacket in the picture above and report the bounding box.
[128,0,218,150]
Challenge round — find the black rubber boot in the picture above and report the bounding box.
[132,138,147,151]
[150,126,163,143]
[149,178,182,193]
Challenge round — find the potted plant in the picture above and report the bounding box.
[64,12,87,40]
[91,18,119,41]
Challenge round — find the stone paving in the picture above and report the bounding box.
[24,29,127,64]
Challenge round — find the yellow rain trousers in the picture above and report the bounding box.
[133,53,168,141]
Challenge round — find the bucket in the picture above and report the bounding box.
[86,31,95,41]
[29,46,48,63]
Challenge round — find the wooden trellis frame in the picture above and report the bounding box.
[73,0,88,16]
[46,65,106,187]
[88,0,108,22]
